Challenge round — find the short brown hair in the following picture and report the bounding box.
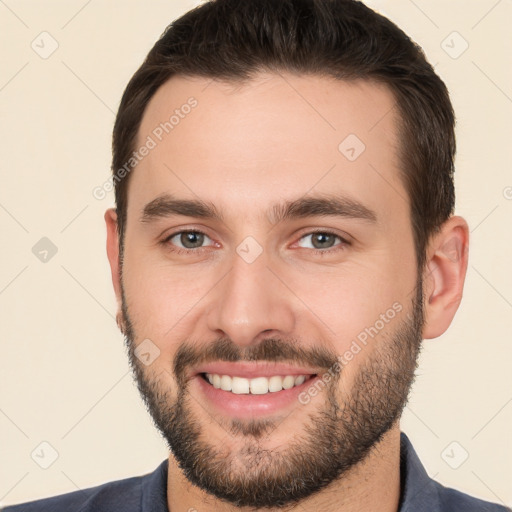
[112,0,455,272]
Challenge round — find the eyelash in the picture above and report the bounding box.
[160,229,350,256]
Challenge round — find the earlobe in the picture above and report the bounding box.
[422,216,469,339]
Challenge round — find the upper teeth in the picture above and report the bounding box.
[205,373,310,394]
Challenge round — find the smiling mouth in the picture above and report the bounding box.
[200,372,317,395]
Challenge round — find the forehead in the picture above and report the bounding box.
[129,72,407,227]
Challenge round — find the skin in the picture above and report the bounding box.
[105,72,469,511]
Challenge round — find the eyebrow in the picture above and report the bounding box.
[139,193,378,225]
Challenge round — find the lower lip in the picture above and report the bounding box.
[193,374,319,418]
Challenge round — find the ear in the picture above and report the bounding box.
[422,215,469,339]
[105,208,123,310]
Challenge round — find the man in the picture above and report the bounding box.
[4,0,509,511]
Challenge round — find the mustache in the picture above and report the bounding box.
[173,337,339,386]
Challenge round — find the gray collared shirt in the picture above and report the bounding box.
[3,432,509,511]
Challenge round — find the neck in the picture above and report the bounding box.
[166,425,402,512]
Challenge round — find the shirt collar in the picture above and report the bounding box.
[141,433,439,512]
[399,431,441,511]
[141,458,169,512]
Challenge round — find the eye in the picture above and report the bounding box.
[162,230,215,252]
[296,231,349,252]
[160,229,349,255]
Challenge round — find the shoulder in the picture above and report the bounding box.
[2,475,142,512]
[435,482,511,512]
[1,461,168,512]
[399,432,510,512]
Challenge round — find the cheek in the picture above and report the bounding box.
[290,260,408,341]
[122,248,214,339]
[299,275,411,393]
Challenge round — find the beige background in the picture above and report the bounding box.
[1,0,511,508]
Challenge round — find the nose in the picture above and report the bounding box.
[206,248,296,347]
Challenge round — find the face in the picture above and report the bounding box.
[117,73,425,508]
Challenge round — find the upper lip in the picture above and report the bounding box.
[191,361,321,379]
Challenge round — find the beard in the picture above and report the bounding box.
[120,275,424,509]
